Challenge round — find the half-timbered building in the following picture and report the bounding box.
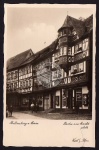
[6,14,93,112]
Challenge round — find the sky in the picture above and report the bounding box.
[5,4,93,59]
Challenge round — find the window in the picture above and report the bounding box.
[64,47,67,55]
[75,45,79,53]
[10,83,13,90]
[14,82,17,89]
[71,62,84,74]
[34,78,38,87]
[29,79,32,87]
[23,81,26,88]
[68,47,72,55]
[53,71,57,79]
[79,63,84,72]
[76,88,82,107]
[26,80,28,87]
[79,42,83,51]
[22,68,25,75]
[19,70,21,76]
[60,47,62,55]
[75,42,83,53]
[61,47,67,55]
[83,38,89,51]
[62,47,64,55]
[20,81,22,88]
[59,37,67,45]
[14,71,18,78]
[11,72,13,80]
[55,96,59,106]
[60,32,62,36]
[63,29,66,35]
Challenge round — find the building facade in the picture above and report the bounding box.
[6,14,93,112]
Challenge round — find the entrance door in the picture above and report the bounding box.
[44,95,50,110]
[67,89,72,108]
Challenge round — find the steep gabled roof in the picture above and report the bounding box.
[7,49,34,71]
[68,16,85,38]
[33,39,58,63]
[84,15,93,32]
[58,15,93,38]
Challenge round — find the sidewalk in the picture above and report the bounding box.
[21,110,92,120]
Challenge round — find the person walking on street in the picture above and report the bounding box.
[31,102,34,113]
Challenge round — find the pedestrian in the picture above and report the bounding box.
[9,104,13,117]
[30,102,34,113]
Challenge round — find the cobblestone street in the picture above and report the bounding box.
[7,111,92,120]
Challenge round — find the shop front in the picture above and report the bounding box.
[53,85,90,111]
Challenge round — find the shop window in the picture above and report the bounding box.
[76,88,82,107]
[55,96,59,106]
[22,99,29,105]
[82,94,88,106]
